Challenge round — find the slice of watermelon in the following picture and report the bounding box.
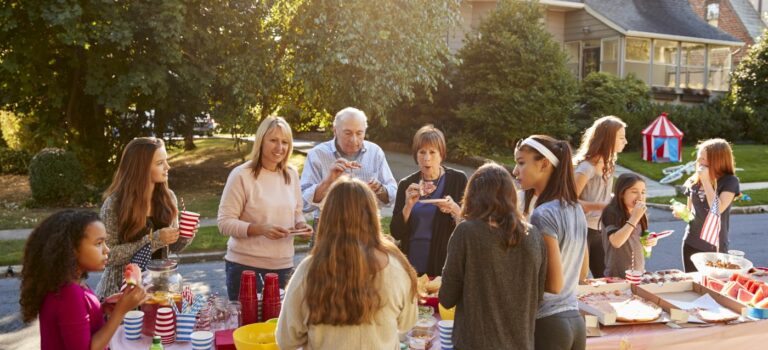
[749,281,764,294]
[707,278,726,293]
[124,263,141,286]
[738,288,755,304]
[730,273,739,282]
[745,279,755,292]
[735,274,751,287]
[756,297,768,309]
[752,289,766,305]
[761,283,768,296]
[722,281,745,299]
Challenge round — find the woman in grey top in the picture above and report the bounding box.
[600,173,657,277]
[95,138,194,298]
[573,116,627,278]
[440,163,547,350]
[513,135,588,350]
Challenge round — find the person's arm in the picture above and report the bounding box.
[276,262,310,350]
[542,235,564,294]
[168,191,192,253]
[300,151,323,213]
[579,245,590,283]
[376,149,398,206]
[396,269,418,332]
[607,203,646,248]
[574,162,608,212]
[88,285,146,350]
[217,168,252,238]
[537,229,548,304]
[439,224,467,308]
[390,179,412,241]
[291,170,309,230]
[100,197,157,267]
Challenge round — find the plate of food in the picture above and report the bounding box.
[418,198,448,204]
[578,289,665,325]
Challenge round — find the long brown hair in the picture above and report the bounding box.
[104,137,177,242]
[600,173,648,232]
[20,210,101,322]
[462,163,528,249]
[516,135,579,211]
[305,177,417,325]
[685,138,736,189]
[249,116,294,184]
[573,116,626,179]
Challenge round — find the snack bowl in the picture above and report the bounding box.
[233,322,279,350]
[691,252,753,279]
[406,329,436,350]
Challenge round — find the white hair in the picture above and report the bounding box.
[333,107,368,129]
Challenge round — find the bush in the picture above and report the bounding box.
[28,148,87,206]
[0,147,32,175]
[574,72,650,136]
[730,29,768,143]
[453,0,578,156]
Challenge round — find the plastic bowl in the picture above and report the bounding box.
[233,323,279,350]
[438,303,455,321]
[691,252,753,279]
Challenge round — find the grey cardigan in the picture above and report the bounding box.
[94,192,191,298]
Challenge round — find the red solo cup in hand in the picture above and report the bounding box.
[179,211,200,238]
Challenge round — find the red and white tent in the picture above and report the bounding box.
[641,112,684,162]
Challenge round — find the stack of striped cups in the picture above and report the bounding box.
[191,331,214,350]
[123,310,144,341]
[438,320,454,350]
[176,312,196,342]
[155,307,176,344]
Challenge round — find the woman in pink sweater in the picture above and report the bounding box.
[20,210,146,350]
[218,116,312,300]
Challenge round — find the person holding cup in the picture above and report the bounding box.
[218,116,311,300]
[96,137,193,298]
[390,125,467,276]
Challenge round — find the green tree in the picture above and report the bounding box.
[454,0,578,155]
[282,0,459,125]
[730,29,768,143]
[574,72,650,132]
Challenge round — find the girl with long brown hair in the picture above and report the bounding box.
[573,116,627,278]
[95,137,192,298]
[218,116,311,300]
[680,138,739,272]
[21,210,147,350]
[439,163,546,350]
[513,135,588,350]
[276,177,417,350]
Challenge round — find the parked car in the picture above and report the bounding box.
[193,116,217,137]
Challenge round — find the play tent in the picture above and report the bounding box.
[641,112,684,162]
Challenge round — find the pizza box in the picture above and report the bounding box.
[636,281,747,324]
[576,282,671,326]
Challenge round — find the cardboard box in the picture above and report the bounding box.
[576,282,670,326]
[636,281,747,324]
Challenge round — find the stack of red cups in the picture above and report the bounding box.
[239,271,258,325]
[155,307,176,344]
[261,273,282,321]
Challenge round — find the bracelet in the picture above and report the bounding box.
[626,221,636,229]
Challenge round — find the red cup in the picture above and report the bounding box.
[179,211,200,238]
[625,270,643,284]
[239,271,258,324]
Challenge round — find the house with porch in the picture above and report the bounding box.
[449,0,745,103]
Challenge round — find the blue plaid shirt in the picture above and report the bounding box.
[300,139,397,216]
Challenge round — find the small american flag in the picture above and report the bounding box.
[700,197,721,249]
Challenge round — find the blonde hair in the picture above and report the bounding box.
[249,116,294,184]
[305,177,417,325]
[686,138,736,189]
[573,116,627,179]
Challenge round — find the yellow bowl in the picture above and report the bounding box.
[265,318,279,324]
[233,322,279,350]
[438,303,455,320]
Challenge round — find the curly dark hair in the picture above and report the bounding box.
[19,210,101,323]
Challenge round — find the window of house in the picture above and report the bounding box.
[707,46,731,91]
[565,42,581,79]
[652,40,679,88]
[706,3,720,27]
[681,43,706,89]
[624,37,650,84]
[601,38,619,75]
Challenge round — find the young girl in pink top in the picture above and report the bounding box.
[20,210,146,350]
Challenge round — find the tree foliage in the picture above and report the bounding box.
[454,0,578,155]
[574,72,650,133]
[730,29,768,143]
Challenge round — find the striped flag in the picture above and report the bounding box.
[700,197,721,249]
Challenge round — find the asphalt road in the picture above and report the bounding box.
[1,208,766,348]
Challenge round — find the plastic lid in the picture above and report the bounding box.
[153,335,161,344]
[147,259,178,272]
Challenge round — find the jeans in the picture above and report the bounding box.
[224,260,294,301]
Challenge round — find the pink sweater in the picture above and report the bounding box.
[39,282,105,350]
[218,161,305,269]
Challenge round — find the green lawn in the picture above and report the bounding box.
[647,187,768,207]
[618,144,768,185]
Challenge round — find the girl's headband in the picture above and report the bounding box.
[521,138,559,167]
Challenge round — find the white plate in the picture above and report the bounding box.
[419,199,448,204]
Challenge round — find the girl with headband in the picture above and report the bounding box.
[513,135,588,350]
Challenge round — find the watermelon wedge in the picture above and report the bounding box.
[749,281,764,294]
[752,289,766,305]
[735,274,750,287]
[756,298,768,309]
[722,281,745,299]
[738,288,755,304]
[707,278,726,293]
[124,263,141,286]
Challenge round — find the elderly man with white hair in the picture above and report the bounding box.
[300,107,397,219]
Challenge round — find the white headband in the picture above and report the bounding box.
[521,138,560,167]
